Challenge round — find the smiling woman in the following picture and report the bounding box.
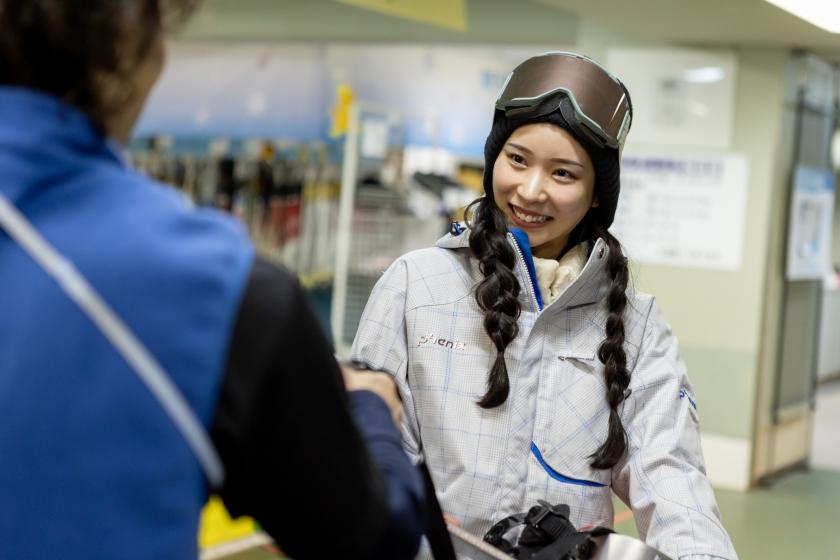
[492,123,597,259]
[352,51,739,560]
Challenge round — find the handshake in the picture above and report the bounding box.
[341,362,403,427]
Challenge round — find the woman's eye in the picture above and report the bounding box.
[554,169,573,179]
[509,153,526,165]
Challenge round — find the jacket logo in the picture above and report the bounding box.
[679,388,697,410]
[417,333,466,350]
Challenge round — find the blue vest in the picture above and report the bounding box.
[0,87,255,559]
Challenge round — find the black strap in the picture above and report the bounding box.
[482,500,616,560]
[519,502,575,547]
[419,461,457,560]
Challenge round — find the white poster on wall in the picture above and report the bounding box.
[786,166,835,280]
[605,47,737,151]
[360,117,390,159]
[612,153,749,270]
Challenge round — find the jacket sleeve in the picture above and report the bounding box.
[351,257,423,464]
[611,298,738,560]
[211,258,423,560]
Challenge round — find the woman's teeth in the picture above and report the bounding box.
[512,206,548,223]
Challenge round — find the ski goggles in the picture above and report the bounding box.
[495,51,632,152]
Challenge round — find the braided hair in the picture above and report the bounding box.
[466,195,520,408]
[471,106,632,470]
[589,222,630,469]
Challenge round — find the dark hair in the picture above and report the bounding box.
[0,0,197,131]
[588,222,630,470]
[466,196,521,409]
[467,202,631,470]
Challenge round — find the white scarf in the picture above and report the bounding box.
[532,242,588,307]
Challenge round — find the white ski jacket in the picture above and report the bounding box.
[351,227,737,560]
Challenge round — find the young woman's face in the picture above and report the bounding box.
[492,122,597,259]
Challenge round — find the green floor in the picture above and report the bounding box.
[613,468,840,559]
[225,468,840,560]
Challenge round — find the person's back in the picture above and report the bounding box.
[0,87,254,558]
[0,2,425,558]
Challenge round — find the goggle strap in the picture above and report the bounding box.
[558,97,609,149]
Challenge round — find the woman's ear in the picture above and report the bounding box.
[591,195,600,209]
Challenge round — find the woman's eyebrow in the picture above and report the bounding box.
[506,143,584,168]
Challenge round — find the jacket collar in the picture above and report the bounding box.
[435,226,472,250]
[435,225,610,312]
[0,87,124,199]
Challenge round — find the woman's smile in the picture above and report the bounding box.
[508,203,553,226]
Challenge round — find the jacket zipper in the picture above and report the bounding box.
[508,232,542,313]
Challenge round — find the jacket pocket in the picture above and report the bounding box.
[530,442,606,487]
[557,349,601,377]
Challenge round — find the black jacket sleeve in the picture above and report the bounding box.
[210,258,423,560]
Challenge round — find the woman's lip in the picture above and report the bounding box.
[510,204,548,218]
[508,204,552,228]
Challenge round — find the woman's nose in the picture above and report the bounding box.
[517,170,547,203]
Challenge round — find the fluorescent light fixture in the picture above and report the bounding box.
[682,67,726,84]
[764,0,840,33]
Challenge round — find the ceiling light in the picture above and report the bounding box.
[764,0,840,33]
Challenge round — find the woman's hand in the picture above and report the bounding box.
[341,366,402,427]
[443,513,460,527]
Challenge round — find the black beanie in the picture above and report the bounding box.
[482,103,621,230]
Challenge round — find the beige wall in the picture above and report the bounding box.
[625,48,789,489]
[833,176,840,267]
[745,53,798,482]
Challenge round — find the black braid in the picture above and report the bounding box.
[589,222,631,470]
[465,197,521,408]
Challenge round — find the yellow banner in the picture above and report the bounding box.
[330,83,356,138]
[335,0,466,31]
